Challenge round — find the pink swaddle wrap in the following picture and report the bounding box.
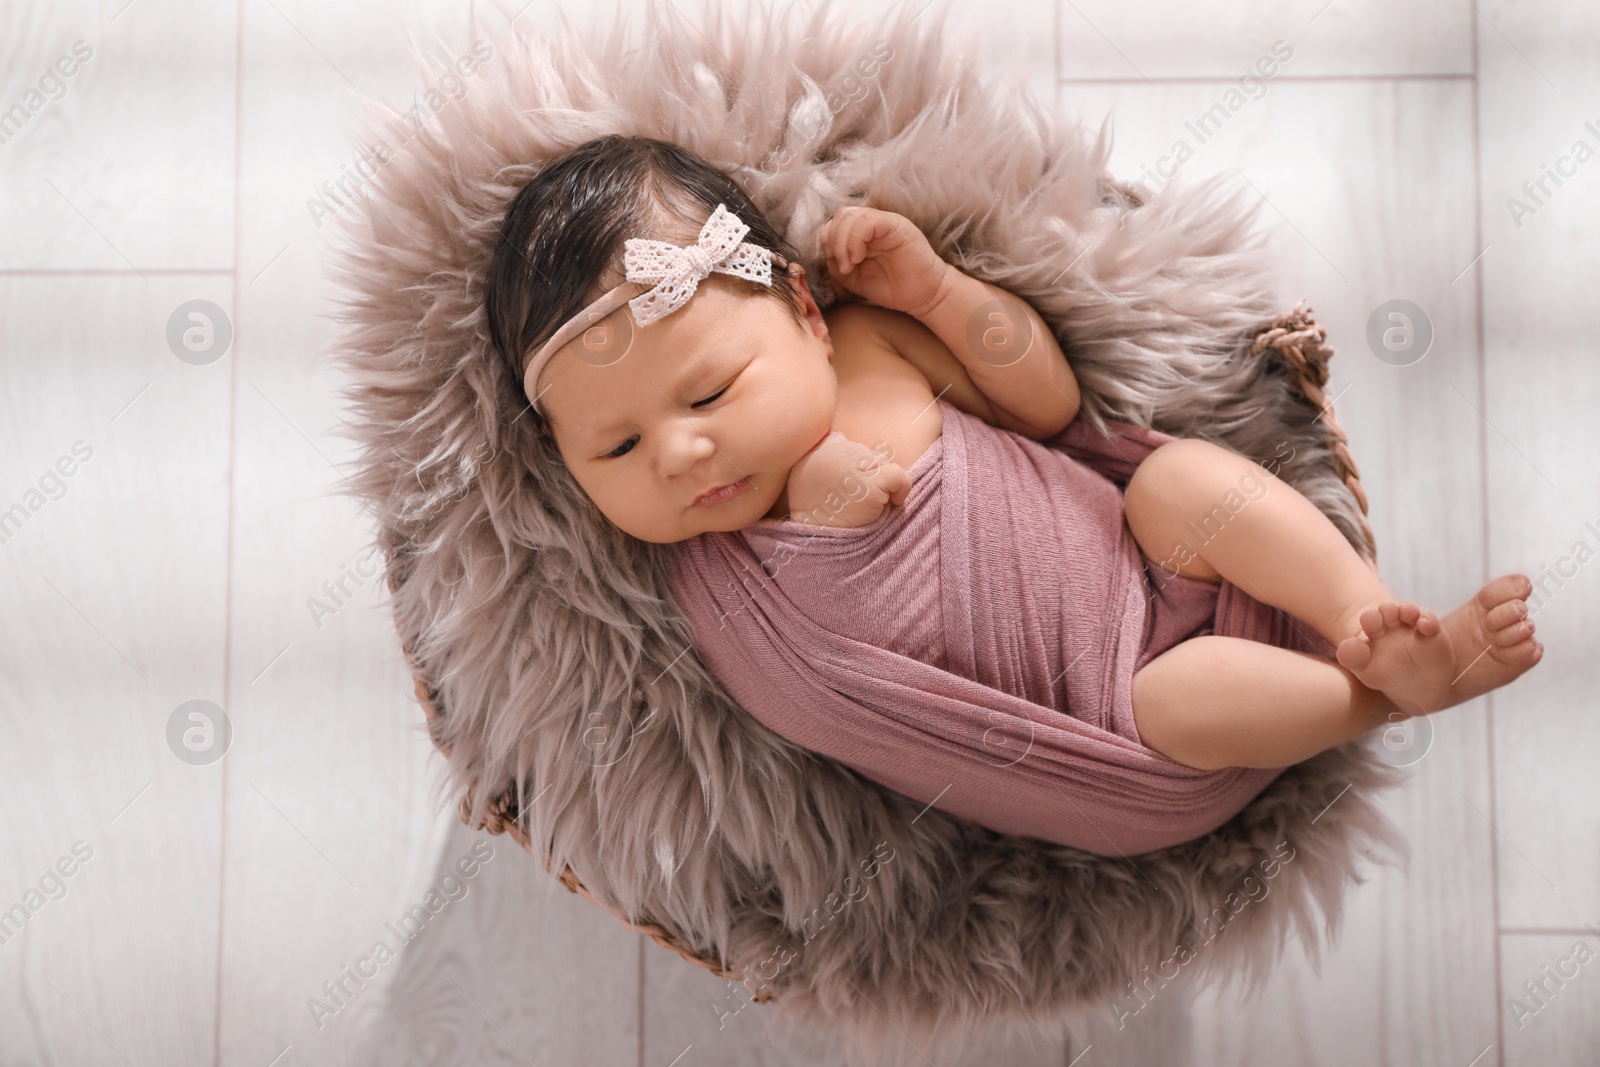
[666,399,1336,855]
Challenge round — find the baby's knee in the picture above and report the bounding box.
[1132,667,1219,770]
[1130,438,1254,514]
[1128,439,1204,524]
[1133,639,1238,770]
[1137,436,1232,478]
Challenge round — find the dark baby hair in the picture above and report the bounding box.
[484,134,808,431]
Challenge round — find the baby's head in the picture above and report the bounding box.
[485,135,837,544]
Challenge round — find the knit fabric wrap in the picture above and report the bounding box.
[666,399,1337,855]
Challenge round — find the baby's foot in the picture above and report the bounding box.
[1438,573,1545,708]
[1335,600,1456,715]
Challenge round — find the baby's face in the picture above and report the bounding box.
[539,272,837,544]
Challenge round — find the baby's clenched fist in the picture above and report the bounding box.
[819,206,953,318]
[784,431,911,528]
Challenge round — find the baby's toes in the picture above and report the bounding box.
[1492,613,1536,647]
[1336,634,1374,672]
[1478,573,1533,611]
[1484,598,1528,630]
[1394,601,1440,635]
[1504,634,1543,668]
[1360,605,1392,639]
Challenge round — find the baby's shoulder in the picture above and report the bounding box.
[823,303,943,474]
[826,302,1002,432]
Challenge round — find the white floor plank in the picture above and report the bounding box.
[350,821,642,1066]
[1500,932,1600,1067]
[0,275,231,1065]
[1055,0,1472,80]
[643,936,1071,1066]
[0,0,235,271]
[1477,0,1600,938]
[894,0,1058,110]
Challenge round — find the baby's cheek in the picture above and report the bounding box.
[816,384,840,440]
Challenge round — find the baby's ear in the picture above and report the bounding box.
[785,262,825,326]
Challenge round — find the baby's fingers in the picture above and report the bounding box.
[875,461,912,506]
[825,221,864,276]
[843,221,870,275]
[823,208,881,275]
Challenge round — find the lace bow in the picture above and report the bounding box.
[623,203,776,326]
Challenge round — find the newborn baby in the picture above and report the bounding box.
[489,134,1543,786]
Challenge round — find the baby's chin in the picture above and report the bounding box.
[699,501,772,535]
[624,503,767,544]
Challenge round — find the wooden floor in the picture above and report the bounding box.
[1,0,1595,1064]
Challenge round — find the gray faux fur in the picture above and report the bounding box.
[327,0,1407,1059]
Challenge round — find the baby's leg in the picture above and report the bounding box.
[1125,438,1540,724]
[1132,636,1400,770]
[1126,438,1393,647]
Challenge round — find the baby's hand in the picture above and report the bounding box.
[785,432,912,528]
[820,206,953,318]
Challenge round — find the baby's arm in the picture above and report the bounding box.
[821,207,1080,439]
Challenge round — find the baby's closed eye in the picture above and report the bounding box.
[692,384,729,407]
[600,381,732,458]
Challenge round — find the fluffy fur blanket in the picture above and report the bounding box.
[328,0,1405,1057]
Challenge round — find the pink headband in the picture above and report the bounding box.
[520,202,792,413]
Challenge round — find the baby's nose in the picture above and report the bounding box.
[660,417,716,473]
